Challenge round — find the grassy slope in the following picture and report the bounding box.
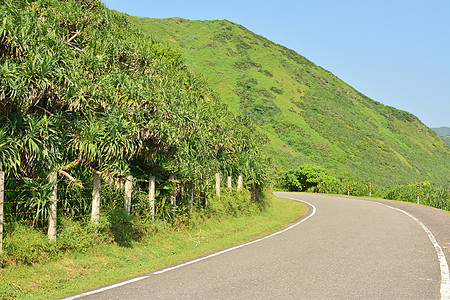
[0,197,305,299]
[131,17,449,186]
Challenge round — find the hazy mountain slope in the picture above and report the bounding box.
[433,127,450,147]
[432,127,450,136]
[132,17,449,186]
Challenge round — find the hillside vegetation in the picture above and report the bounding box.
[132,17,449,186]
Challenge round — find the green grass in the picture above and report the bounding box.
[0,196,305,299]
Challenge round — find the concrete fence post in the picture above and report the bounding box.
[48,172,57,241]
[237,175,243,191]
[215,173,220,197]
[91,173,101,224]
[169,174,177,217]
[417,183,420,204]
[124,175,132,215]
[169,175,177,216]
[190,188,194,212]
[149,176,155,221]
[347,182,350,196]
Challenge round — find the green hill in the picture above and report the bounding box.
[131,17,449,186]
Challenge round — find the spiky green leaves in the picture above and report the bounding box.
[0,128,19,173]
[0,0,269,194]
[71,112,142,168]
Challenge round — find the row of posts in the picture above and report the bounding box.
[347,182,420,203]
[216,173,243,197]
[0,171,243,256]
[347,181,373,197]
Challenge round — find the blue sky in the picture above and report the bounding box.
[103,0,449,128]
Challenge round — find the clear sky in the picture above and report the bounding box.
[103,0,449,128]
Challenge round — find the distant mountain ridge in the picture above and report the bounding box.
[432,127,450,147]
[432,127,450,136]
[131,16,449,186]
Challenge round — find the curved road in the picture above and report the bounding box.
[64,193,450,299]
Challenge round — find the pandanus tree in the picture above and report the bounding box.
[0,0,270,218]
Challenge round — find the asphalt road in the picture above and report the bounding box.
[64,193,450,299]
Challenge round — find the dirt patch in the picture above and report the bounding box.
[218,81,227,90]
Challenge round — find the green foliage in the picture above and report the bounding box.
[3,223,56,265]
[280,165,337,192]
[441,136,450,147]
[0,0,275,268]
[270,86,284,95]
[4,218,103,265]
[381,183,450,211]
[0,128,19,173]
[207,189,256,217]
[316,177,344,194]
[0,0,270,232]
[278,164,449,211]
[57,217,103,253]
[71,112,142,167]
[0,0,270,182]
[18,177,55,226]
[106,208,146,247]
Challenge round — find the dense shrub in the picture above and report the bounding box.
[3,223,56,265]
[278,165,449,211]
[0,0,270,220]
[280,165,338,192]
[57,217,103,253]
[107,208,147,247]
[381,182,450,211]
[207,189,256,217]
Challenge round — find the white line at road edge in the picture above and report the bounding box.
[381,203,450,300]
[64,276,149,300]
[64,198,316,299]
[153,198,316,275]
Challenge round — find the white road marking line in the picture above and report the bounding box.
[381,203,450,300]
[64,198,316,299]
[64,276,149,300]
[153,198,316,275]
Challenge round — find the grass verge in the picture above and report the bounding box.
[0,196,305,299]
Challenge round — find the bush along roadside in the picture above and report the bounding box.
[278,165,450,211]
[0,179,270,266]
